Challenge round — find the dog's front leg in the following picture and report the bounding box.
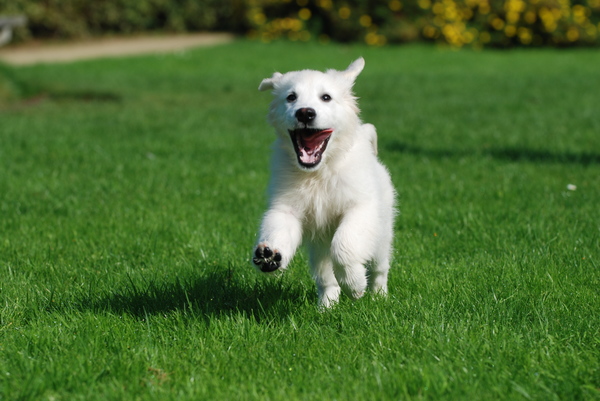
[253,207,302,273]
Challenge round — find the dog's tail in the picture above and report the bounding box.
[362,123,378,156]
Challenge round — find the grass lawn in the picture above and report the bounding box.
[1,40,599,400]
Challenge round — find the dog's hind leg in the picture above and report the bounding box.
[369,257,390,295]
[330,207,378,300]
[309,242,341,308]
[368,212,394,295]
[333,262,368,300]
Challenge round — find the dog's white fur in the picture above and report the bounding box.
[253,58,396,308]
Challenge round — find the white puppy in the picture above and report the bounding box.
[253,58,396,308]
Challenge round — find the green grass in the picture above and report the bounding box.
[1,41,599,400]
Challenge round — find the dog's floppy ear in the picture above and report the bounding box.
[341,57,365,82]
[258,72,283,91]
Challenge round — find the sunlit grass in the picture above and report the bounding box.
[1,41,599,400]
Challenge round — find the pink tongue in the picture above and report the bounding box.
[300,129,332,152]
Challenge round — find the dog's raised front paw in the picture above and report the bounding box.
[253,243,282,272]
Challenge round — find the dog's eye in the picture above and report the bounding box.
[321,94,332,102]
[286,93,297,102]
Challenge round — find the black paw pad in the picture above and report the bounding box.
[253,246,282,272]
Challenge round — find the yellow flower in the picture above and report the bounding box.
[446,10,458,21]
[292,19,303,31]
[505,0,525,13]
[504,25,517,37]
[359,15,372,27]
[463,30,475,43]
[524,11,536,24]
[491,17,505,31]
[365,32,379,45]
[318,0,333,9]
[567,27,580,42]
[442,24,464,46]
[364,32,386,46]
[281,18,302,31]
[338,6,351,19]
[298,8,311,20]
[572,5,587,25]
[518,27,532,44]
[462,8,473,20]
[251,11,266,26]
[423,25,438,38]
[506,11,520,24]
[585,24,597,38]
[281,18,293,30]
[418,0,431,10]
[299,30,311,41]
[479,3,491,15]
[432,2,445,15]
[389,0,402,11]
[539,9,557,33]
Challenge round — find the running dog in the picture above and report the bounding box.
[253,58,396,308]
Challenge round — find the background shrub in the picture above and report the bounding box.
[1,0,599,47]
[0,0,247,41]
[248,0,600,47]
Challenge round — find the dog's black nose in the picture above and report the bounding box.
[295,108,316,124]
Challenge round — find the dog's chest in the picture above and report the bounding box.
[295,175,352,233]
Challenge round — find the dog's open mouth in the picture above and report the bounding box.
[289,128,333,168]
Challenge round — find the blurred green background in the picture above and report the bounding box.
[2,0,600,48]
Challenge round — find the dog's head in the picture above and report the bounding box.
[259,58,365,171]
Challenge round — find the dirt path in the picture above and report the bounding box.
[0,33,233,66]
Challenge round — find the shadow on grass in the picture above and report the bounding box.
[386,141,600,165]
[1,63,121,107]
[46,89,122,102]
[76,267,309,322]
[16,89,122,108]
